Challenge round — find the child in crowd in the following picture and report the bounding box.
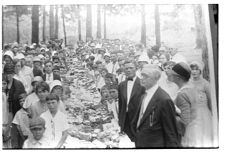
[23,117,50,148]
[28,81,50,119]
[40,93,69,148]
[108,85,119,121]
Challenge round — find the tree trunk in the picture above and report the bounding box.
[86,5,92,41]
[61,5,67,46]
[55,5,59,39]
[77,5,82,41]
[42,6,46,42]
[16,6,20,43]
[97,5,101,39]
[31,5,39,44]
[193,4,209,81]
[155,5,161,49]
[2,7,4,48]
[49,5,55,40]
[104,5,106,39]
[141,5,146,47]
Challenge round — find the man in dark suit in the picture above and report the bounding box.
[131,64,179,148]
[33,56,43,77]
[42,60,61,85]
[118,59,145,142]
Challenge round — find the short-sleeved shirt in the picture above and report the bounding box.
[40,110,69,147]
[23,136,51,148]
[12,108,32,137]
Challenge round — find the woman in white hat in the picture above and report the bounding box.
[49,80,66,114]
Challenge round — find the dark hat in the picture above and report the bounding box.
[29,117,45,130]
[4,64,15,74]
[171,62,191,81]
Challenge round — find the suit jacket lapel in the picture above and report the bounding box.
[138,87,160,128]
[123,81,128,104]
[129,78,140,102]
[131,93,146,128]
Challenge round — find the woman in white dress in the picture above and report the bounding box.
[187,61,213,147]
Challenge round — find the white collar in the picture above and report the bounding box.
[46,109,60,119]
[30,136,47,145]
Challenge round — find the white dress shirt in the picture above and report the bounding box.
[126,76,137,112]
[46,73,54,85]
[142,83,159,113]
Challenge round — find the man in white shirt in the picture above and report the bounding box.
[118,59,145,142]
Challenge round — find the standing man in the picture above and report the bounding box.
[131,64,179,148]
[118,59,145,142]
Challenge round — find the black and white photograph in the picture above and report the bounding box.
[1,0,219,150]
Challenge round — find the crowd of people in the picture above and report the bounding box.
[2,38,214,148]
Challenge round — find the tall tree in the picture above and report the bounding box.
[193,4,209,80]
[2,6,5,47]
[49,5,55,40]
[86,5,92,41]
[97,5,101,39]
[78,5,82,41]
[31,5,39,44]
[15,6,20,43]
[42,5,46,42]
[141,5,146,47]
[3,6,29,44]
[61,5,67,46]
[155,5,161,49]
[55,5,59,39]
[104,5,106,39]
